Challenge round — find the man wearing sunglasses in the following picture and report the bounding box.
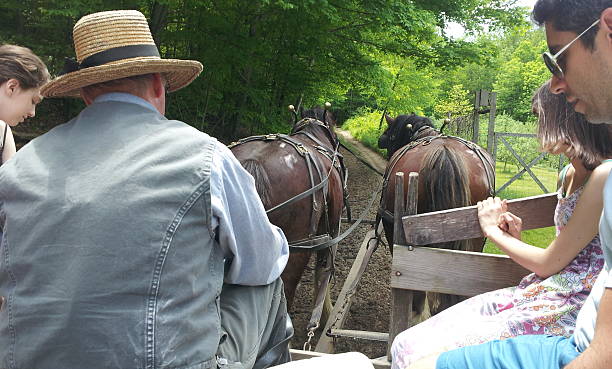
[406,1,612,369]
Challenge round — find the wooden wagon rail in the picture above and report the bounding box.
[313,171,558,368]
[389,172,557,359]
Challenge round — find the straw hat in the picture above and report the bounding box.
[41,10,203,98]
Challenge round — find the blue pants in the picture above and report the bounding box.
[436,335,580,369]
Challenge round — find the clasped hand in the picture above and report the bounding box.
[477,197,522,240]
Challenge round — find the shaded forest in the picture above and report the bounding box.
[1,0,542,143]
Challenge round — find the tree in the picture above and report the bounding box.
[434,84,472,119]
[493,28,549,122]
[0,0,530,141]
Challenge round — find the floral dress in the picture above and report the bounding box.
[391,181,605,369]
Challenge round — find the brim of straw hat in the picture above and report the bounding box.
[41,57,203,98]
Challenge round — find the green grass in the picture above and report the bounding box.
[483,162,558,254]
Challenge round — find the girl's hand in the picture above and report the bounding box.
[498,212,523,240]
[477,197,507,237]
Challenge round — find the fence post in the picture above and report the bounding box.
[472,90,481,144]
[487,92,496,154]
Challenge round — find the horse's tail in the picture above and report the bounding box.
[240,159,273,208]
[420,144,473,315]
[420,144,471,251]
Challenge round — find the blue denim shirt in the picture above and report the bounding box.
[94,93,289,284]
[0,95,287,369]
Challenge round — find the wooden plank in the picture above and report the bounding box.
[496,152,547,194]
[393,172,405,246]
[388,289,412,360]
[314,230,379,353]
[500,136,549,193]
[472,90,481,144]
[486,92,496,154]
[388,172,418,359]
[329,329,389,342]
[402,192,557,246]
[495,132,537,138]
[391,246,530,296]
[480,89,490,106]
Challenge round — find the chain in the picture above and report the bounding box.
[303,323,319,351]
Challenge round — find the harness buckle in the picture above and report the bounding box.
[264,134,278,141]
[296,143,309,155]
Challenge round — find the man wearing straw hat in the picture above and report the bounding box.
[0,10,292,369]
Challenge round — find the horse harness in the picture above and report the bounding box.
[377,131,496,225]
[228,118,349,252]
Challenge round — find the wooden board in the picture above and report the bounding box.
[401,193,557,246]
[314,230,379,353]
[390,245,530,297]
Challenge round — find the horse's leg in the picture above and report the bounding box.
[282,251,311,311]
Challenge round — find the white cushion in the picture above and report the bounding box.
[271,352,374,369]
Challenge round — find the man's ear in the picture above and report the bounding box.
[601,8,612,45]
[151,73,164,98]
[80,88,95,105]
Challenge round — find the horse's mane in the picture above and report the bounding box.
[386,114,435,157]
[302,107,336,127]
[392,114,434,141]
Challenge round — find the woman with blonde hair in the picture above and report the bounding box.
[0,44,49,163]
[391,80,612,369]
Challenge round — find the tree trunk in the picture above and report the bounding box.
[148,1,169,46]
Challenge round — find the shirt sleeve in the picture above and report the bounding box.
[209,141,289,285]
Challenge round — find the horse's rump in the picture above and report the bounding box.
[379,136,494,315]
[230,123,345,317]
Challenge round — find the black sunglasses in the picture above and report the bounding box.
[542,19,600,78]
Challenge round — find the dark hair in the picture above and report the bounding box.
[0,44,49,89]
[532,0,612,50]
[533,81,612,170]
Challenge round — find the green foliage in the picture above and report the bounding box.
[493,29,549,121]
[0,0,529,141]
[342,109,386,153]
[434,84,472,119]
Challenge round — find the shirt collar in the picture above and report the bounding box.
[93,92,158,113]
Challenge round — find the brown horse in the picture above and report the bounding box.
[230,108,346,330]
[378,113,495,316]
